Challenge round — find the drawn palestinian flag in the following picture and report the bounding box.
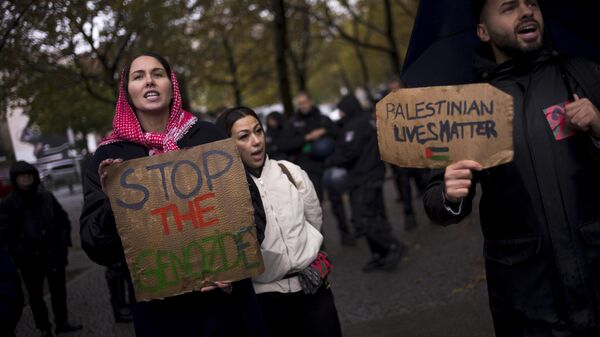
[425,147,449,162]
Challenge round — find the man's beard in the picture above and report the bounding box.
[491,30,544,59]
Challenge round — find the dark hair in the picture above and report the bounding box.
[122,52,173,110]
[215,106,262,137]
[471,0,487,23]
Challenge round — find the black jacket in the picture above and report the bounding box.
[265,111,288,161]
[0,161,71,270]
[325,95,385,190]
[283,106,338,174]
[0,250,23,335]
[80,121,267,337]
[423,50,600,332]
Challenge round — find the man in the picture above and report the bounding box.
[424,0,600,335]
[382,77,429,231]
[284,92,337,199]
[326,95,403,272]
[0,161,82,337]
[284,93,355,245]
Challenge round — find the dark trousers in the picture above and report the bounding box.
[350,184,399,256]
[327,189,350,236]
[105,264,133,319]
[257,286,342,337]
[307,171,324,201]
[391,166,428,215]
[20,265,67,331]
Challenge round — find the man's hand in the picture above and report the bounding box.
[444,160,482,203]
[565,94,600,138]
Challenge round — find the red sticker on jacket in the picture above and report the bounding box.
[543,102,576,140]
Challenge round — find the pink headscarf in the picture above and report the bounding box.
[99,67,197,156]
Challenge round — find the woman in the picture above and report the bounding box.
[80,52,267,337]
[216,106,342,337]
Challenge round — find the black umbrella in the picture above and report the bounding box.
[401,0,600,88]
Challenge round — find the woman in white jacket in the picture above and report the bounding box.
[217,106,342,337]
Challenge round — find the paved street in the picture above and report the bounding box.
[16,176,494,337]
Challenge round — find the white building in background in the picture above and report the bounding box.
[5,105,37,162]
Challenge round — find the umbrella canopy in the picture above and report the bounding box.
[401,0,600,88]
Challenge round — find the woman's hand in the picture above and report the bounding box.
[201,281,233,294]
[98,158,123,193]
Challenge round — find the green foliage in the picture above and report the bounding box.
[1,0,418,135]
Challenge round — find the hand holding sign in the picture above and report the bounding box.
[99,158,123,193]
[565,94,600,138]
[444,160,482,203]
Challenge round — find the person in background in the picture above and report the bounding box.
[79,52,267,337]
[217,106,342,337]
[265,111,288,161]
[326,95,404,272]
[0,249,24,337]
[284,92,337,200]
[382,77,429,231]
[0,161,82,337]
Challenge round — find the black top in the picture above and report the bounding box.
[424,50,600,331]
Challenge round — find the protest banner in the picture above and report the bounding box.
[105,139,264,301]
[375,83,514,168]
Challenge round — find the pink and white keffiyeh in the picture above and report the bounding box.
[99,69,197,156]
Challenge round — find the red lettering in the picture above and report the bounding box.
[173,200,199,231]
[151,204,178,235]
[193,192,219,228]
[150,192,220,235]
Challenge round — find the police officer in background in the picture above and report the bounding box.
[381,77,429,231]
[284,92,338,200]
[326,95,404,272]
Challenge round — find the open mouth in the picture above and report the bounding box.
[144,91,160,99]
[516,22,539,41]
[251,149,263,160]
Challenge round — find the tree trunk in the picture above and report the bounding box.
[290,0,310,92]
[383,0,402,76]
[222,37,242,106]
[271,0,294,117]
[353,44,375,105]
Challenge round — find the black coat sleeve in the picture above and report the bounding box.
[50,193,72,247]
[277,124,306,154]
[79,150,125,266]
[325,120,365,168]
[422,168,476,226]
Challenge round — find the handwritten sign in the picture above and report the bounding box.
[375,83,514,168]
[105,139,264,301]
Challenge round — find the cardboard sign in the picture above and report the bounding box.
[105,139,264,301]
[376,83,514,168]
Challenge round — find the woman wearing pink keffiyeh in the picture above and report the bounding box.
[80,52,267,337]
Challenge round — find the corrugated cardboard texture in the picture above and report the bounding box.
[376,83,514,169]
[105,139,264,301]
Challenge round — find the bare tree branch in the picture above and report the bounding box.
[0,0,36,53]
